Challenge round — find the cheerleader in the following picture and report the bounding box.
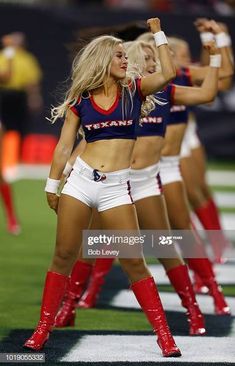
[24,18,181,358]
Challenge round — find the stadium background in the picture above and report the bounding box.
[0,1,235,365]
[0,0,235,166]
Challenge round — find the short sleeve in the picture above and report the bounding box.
[69,97,81,116]
[183,67,192,86]
[168,83,176,106]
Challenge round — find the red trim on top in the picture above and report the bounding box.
[170,83,176,105]
[69,96,81,116]
[176,68,182,77]
[90,91,119,115]
[70,106,79,116]
[184,67,192,86]
[136,78,145,101]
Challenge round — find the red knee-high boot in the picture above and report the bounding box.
[207,197,232,258]
[78,258,114,308]
[192,272,209,294]
[187,258,230,315]
[24,271,69,350]
[0,182,21,235]
[131,276,181,358]
[207,197,225,229]
[167,265,206,335]
[55,260,93,327]
[194,200,229,263]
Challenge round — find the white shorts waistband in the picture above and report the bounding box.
[160,155,180,168]
[130,162,160,181]
[73,157,130,183]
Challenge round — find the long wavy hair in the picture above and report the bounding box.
[126,40,167,119]
[50,35,135,123]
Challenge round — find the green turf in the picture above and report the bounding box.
[57,309,151,331]
[208,161,235,170]
[0,180,56,331]
[212,186,235,192]
[217,207,235,213]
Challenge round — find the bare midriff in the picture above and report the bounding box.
[161,123,187,156]
[80,138,135,172]
[131,136,164,169]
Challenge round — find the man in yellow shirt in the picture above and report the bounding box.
[0,32,43,133]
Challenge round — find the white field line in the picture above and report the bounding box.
[147,264,235,285]
[207,170,235,187]
[111,290,235,315]
[61,335,235,363]
[214,192,235,208]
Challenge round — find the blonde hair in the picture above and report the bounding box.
[51,35,133,123]
[167,36,188,55]
[126,40,166,118]
[136,32,154,46]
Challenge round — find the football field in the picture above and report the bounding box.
[0,164,234,365]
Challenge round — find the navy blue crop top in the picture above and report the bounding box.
[135,84,174,138]
[70,79,144,143]
[168,67,192,125]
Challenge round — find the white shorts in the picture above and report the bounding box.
[130,163,162,202]
[160,155,182,185]
[180,117,201,158]
[62,157,133,212]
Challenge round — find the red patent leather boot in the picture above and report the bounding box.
[167,265,206,335]
[187,258,230,315]
[194,200,230,263]
[24,271,69,350]
[131,276,181,357]
[55,260,93,327]
[78,258,114,308]
[193,272,209,294]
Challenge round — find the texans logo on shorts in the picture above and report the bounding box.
[93,169,106,182]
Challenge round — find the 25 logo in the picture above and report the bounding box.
[158,236,173,245]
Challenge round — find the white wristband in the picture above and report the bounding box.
[210,54,222,68]
[45,178,60,194]
[153,31,168,47]
[200,32,214,44]
[215,32,231,48]
[63,162,73,176]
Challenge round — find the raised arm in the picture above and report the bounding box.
[190,19,234,85]
[140,18,176,96]
[45,109,80,211]
[173,42,219,105]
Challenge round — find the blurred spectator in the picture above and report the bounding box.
[0,32,43,135]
